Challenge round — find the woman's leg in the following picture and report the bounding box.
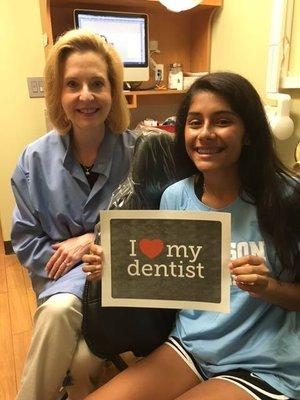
[17,293,104,400]
[67,336,106,400]
[85,344,200,400]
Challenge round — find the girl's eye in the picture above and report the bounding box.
[215,118,232,127]
[187,119,203,128]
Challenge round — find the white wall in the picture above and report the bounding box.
[0,0,46,241]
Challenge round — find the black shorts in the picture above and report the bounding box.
[166,337,293,400]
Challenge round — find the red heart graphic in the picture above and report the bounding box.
[139,239,164,259]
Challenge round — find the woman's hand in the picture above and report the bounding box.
[229,255,272,297]
[45,233,94,280]
[82,244,104,281]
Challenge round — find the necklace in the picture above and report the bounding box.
[81,164,94,176]
[72,148,95,176]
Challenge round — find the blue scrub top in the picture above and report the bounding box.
[11,128,136,300]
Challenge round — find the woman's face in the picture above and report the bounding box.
[61,50,112,136]
[184,90,245,176]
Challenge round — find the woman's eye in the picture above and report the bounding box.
[91,80,104,90]
[66,80,78,89]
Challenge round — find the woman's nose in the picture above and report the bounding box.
[79,84,93,101]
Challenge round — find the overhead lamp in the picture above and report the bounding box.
[159,0,202,12]
[266,94,294,141]
[265,0,294,140]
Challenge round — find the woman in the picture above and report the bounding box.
[11,29,136,400]
[85,72,300,400]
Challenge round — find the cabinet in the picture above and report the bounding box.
[38,0,222,116]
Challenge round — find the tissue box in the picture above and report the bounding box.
[183,72,208,90]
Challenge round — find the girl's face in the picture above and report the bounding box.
[184,91,245,176]
[61,51,112,136]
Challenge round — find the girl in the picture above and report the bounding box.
[85,72,300,400]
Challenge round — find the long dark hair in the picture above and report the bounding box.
[109,129,177,210]
[175,72,299,278]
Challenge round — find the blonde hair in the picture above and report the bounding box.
[44,29,130,134]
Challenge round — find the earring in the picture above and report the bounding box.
[243,137,251,146]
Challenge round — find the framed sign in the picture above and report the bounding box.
[101,210,231,312]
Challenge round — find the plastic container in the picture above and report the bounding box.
[168,63,183,90]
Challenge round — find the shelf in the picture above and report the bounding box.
[39,0,222,72]
[280,76,300,89]
[125,89,187,109]
[39,0,222,116]
[49,0,221,9]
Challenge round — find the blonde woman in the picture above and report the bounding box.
[11,29,136,400]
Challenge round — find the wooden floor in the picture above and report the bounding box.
[0,230,134,399]
[0,229,37,399]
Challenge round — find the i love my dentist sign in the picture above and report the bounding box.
[101,210,231,312]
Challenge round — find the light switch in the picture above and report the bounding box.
[27,77,45,98]
[31,81,38,93]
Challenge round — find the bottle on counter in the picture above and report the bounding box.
[168,63,183,90]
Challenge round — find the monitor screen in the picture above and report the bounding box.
[74,10,149,82]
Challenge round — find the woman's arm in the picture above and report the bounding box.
[11,164,93,280]
[230,255,300,311]
[11,165,56,278]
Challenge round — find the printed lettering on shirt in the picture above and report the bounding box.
[230,241,265,260]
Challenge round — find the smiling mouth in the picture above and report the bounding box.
[77,108,99,115]
[196,147,223,155]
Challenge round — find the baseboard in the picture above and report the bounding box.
[4,241,14,255]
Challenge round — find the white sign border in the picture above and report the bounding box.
[101,210,231,313]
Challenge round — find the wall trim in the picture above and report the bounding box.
[4,241,14,255]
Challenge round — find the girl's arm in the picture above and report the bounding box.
[230,255,300,311]
[82,243,104,281]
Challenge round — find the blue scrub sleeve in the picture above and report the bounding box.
[11,165,55,278]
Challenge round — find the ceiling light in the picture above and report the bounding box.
[159,0,202,12]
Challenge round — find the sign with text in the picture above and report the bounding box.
[101,210,231,312]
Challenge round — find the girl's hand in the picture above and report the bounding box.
[82,244,104,281]
[45,233,94,280]
[229,255,272,297]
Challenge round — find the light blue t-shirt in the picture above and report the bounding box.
[160,176,300,399]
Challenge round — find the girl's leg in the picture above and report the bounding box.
[175,378,262,400]
[85,344,200,400]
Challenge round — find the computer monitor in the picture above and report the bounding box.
[74,9,149,82]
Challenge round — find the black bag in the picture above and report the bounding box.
[82,279,176,362]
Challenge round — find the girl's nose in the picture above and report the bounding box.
[197,122,216,139]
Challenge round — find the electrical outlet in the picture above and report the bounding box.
[155,64,164,81]
[27,77,45,98]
